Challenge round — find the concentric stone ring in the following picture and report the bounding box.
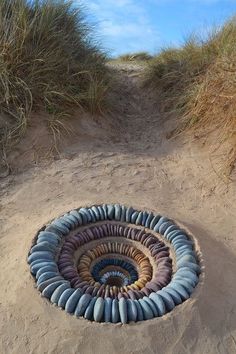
[28,204,201,323]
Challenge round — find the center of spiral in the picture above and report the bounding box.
[104,275,125,287]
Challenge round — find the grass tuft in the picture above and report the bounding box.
[145,17,236,177]
[0,0,110,168]
[116,52,153,62]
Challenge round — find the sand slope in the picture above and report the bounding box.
[0,63,236,354]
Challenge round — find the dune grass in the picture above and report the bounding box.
[116,52,153,62]
[0,0,110,167]
[145,17,236,177]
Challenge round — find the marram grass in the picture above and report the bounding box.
[145,17,236,178]
[0,0,110,167]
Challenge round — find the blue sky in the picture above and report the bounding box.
[83,0,236,56]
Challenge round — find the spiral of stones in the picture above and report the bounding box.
[28,204,201,323]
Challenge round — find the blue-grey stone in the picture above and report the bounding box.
[134,299,144,321]
[114,204,121,221]
[177,261,201,274]
[79,208,91,223]
[149,293,166,316]
[97,205,105,220]
[141,211,149,226]
[169,232,188,243]
[153,217,169,232]
[171,235,189,245]
[37,231,61,244]
[37,271,60,285]
[104,298,112,323]
[94,297,105,322]
[177,254,197,264]
[157,290,175,311]
[131,211,139,224]
[174,270,198,286]
[84,297,96,321]
[144,212,154,228]
[59,217,73,230]
[65,289,83,314]
[167,230,185,241]
[102,204,108,219]
[176,250,196,261]
[51,283,70,304]
[135,212,143,225]
[51,219,70,234]
[58,289,75,308]
[91,206,100,220]
[119,297,128,324]
[69,210,83,225]
[143,296,158,317]
[163,287,182,305]
[164,224,178,237]
[169,283,190,300]
[107,204,115,219]
[120,205,126,222]
[175,245,193,255]
[75,294,92,317]
[127,299,137,322]
[45,225,63,236]
[28,251,54,264]
[88,209,96,222]
[159,221,174,235]
[138,299,154,320]
[173,241,193,250]
[63,213,78,227]
[36,265,58,279]
[173,279,194,295]
[149,215,161,230]
[125,207,134,223]
[42,281,67,299]
[30,261,56,275]
[37,276,65,292]
[112,299,120,323]
[30,241,57,254]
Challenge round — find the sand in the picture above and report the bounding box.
[0,63,236,354]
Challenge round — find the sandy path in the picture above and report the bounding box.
[0,63,236,354]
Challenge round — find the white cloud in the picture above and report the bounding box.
[83,0,160,55]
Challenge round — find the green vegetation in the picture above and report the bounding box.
[0,0,110,165]
[145,17,236,176]
[116,52,153,62]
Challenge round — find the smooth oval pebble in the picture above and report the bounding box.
[37,276,65,292]
[112,299,120,323]
[36,265,58,279]
[169,283,190,300]
[119,297,128,324]
[149,293,166,316]
[58,289,75,308]
[139,299,154,320]
[94,297,105,322]
[51,283,70,304]
[104,298,112,322]
[84,297,97,320]
[42,281,67,299]
[28,251,54,264]
[163,287,182,305]
[37,271,60,285]
[157,290,175,311]
[75,294,92,317]
[127,299,137,322]
[143,296,159,317]
[65,289,83,314]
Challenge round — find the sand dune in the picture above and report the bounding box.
[0,63,236,354]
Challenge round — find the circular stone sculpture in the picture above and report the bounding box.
[28,204,201,324]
